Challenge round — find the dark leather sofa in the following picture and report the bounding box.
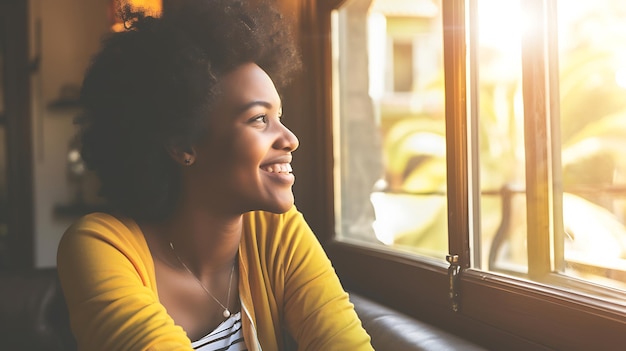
[0,268,487,351]
[0,268,76,351]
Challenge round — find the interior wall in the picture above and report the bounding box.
[29,0,109,267]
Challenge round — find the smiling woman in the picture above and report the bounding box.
[55,1,374,350]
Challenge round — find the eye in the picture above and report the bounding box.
[250,114,268,124]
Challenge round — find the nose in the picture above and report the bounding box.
[274,122,299,152]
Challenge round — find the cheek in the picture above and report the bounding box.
[202,129,269,176]
[231,133,268,166]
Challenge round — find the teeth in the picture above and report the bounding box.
[262,163,292,173]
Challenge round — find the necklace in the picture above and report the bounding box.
[169,242,235,318]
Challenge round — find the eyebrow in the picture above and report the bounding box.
[236,100,275,114]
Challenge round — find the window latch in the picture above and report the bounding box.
[446,254,461,312]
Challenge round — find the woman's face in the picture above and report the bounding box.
[187,63,299,215]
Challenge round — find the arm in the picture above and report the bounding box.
[279,210,374,351]
[57,214,193,351]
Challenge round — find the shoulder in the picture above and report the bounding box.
[241,206,319,258]
[65,212,133,233]
[58,212,151,265]
[61,212,140,244]
[243,206,309,241]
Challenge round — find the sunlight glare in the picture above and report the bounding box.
[477,0,522,56]
[615,68,626,88]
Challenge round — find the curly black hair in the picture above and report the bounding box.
[77,0,301,220]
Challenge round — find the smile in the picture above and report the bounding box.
[260,162,295,185]
[260,163,293,174]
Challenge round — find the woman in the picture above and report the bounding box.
[56,1,374,350]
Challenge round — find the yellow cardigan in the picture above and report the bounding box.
[57,206,373,351]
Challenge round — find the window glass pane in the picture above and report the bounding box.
[557,0,626,292]
[473,0,528,274]
[472,0,626,301]
[332,0,447,259]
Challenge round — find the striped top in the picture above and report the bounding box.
[191,312,247,351]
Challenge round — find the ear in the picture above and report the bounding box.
[166,142,197,166]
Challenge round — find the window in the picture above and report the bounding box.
[332,0,448,260]
[305,0,626,348]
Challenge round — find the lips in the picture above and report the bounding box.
[260,157,295,186]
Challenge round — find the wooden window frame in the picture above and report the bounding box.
[287,0,626,349]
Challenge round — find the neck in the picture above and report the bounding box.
[141,205,243,276]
